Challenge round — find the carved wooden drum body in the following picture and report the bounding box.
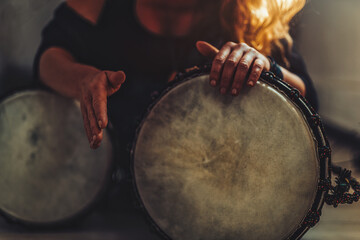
[0,90,113,225]
[132,71,330,240]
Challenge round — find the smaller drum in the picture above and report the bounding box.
[0,90,113,225]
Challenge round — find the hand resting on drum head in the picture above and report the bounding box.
[196,41,306,96]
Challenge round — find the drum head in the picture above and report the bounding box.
[133,74,320,240]
[0,90,112,224]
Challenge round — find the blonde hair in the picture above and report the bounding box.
[220,0,306,66]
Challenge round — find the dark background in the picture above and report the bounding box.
[1,0,359,136]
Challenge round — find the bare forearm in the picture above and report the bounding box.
[39,47,126,149]
[280,66,306,96]
[39,47,100,100]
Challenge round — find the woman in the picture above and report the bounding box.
[34,0,316,151]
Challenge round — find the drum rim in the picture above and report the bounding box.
[130,66,331,240]
[0,88,116,228]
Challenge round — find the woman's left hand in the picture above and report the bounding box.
[196,41,270,96]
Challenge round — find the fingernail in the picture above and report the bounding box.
[210,80,217,86]
[220,87,227,95]
[248,81,254,86]
[98,120,102,128]
[231,89,238,95]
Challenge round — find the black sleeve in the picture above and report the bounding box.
[33,3,94,83]
[287,47,319,111]
[273,42,319,112]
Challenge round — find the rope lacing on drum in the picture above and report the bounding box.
[303,210,321,228]
[321,165,360,207]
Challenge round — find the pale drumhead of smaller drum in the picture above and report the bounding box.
[0,90,112,224]
[133,74,320,240]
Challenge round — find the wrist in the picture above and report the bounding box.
[267,56,284,80]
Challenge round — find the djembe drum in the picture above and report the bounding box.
[0,90,113,225]
[132,69,331,240]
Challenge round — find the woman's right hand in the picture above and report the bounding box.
[78,70,126,149]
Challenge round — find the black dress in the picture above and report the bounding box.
[33,0,318,172]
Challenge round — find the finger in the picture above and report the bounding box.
[219,45,245,95]
[105,71,126,96]
[196,41,219,59]
[92,129,103,149]
[80,101,92,144]
[210,42,237,87]
[85,95,102,149]
[247,58,265,87]
[92,86,108,129]
[264,57,271,71]
[231,49,257,94]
